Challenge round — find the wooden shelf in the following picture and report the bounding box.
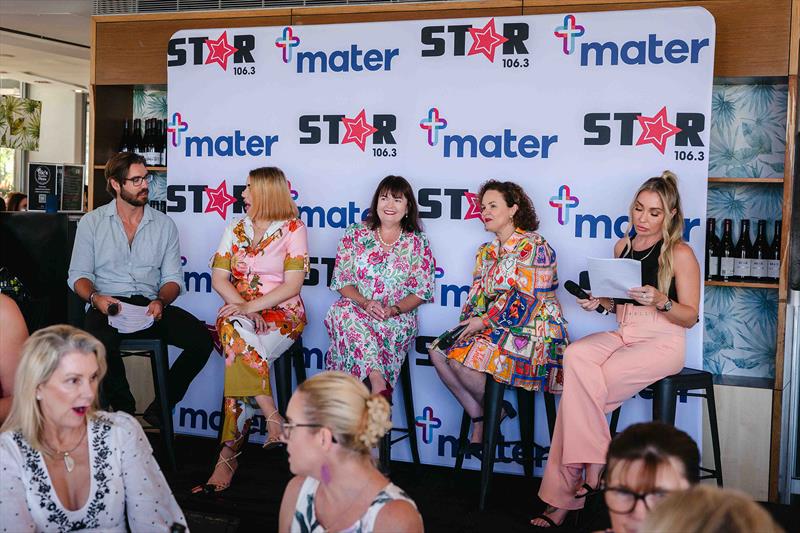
[93,165,167,172]
[708,177,784,184]
[704,280,779,289]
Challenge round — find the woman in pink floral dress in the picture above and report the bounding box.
[325,176,435,397]
[193,167,309,494]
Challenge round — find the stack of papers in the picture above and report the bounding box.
[587,258,643,299]
[108,302,154,333]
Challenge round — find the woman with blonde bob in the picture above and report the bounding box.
[279,371,423,533]
[194,166,310,494]
[0,325,185,530]
[533,171,701,528]
[641,485,784,533]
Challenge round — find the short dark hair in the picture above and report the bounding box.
[365,175,422,233]
[105,152,146,197]
[5,192,25,211]
[605,421,700,491]
[478,180,539,231]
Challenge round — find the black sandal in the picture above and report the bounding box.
[530,506,570,529]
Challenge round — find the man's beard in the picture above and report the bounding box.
[120,187,148,207]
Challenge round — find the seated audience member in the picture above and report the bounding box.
[0,294,27,423]
[68,152,212,422]
[278,371,423,533]
[0,325,186,531]
[642,485,784,533]
[584,421,699,533]
[5,192,27,211]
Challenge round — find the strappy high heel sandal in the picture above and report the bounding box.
[263,409,285,451]
[191,446,241,495]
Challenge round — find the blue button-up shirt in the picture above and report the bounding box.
[68,200,185,300]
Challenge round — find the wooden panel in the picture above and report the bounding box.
[521,0,792,76]
[93,14,291,85]
[291,0,521,25]
[708,177,784,184]
[704,281,779,289]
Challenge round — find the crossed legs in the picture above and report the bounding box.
[430,348,486,443]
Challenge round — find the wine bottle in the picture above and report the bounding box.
[156,119,165,166]
[119,119,131,152]
[750,220,770,281]
[132,118,143,153]
[705,218,720,281]
[145,119,159,165]
[767,220,782,282]
[162,118,168,166]
[719,219,735,282]
[732,219,752,281]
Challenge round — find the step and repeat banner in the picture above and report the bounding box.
[166,7,715,474]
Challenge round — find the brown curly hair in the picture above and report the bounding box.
[478,180,539,231]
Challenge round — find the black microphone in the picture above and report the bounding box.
[107,303,120,316]
[564,280,609,315]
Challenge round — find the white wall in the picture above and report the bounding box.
[27,84,83,167]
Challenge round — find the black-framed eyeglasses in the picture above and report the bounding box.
[603,485,672,514]
[123,174,153,187]
[280,420,337,442]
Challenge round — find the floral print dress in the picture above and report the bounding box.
[433,229,568,393]
[325,223,435,387]
[210,216,309,444]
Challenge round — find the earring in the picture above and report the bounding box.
[36,394,41,400]
[320,463,332,484]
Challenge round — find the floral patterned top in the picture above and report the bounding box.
[210,216,309,335]
[291,477,417,533]
[330,223,435,308]
[0,411,185,532]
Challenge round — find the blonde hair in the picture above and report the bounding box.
[622,170,684,294]
[247,167,298,222]
[297,371,392,454]
[642,485,783,533]
[0,325,107,451]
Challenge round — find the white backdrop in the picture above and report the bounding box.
[166,7,715,474]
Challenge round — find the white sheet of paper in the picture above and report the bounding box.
[108,302,154,334]
[586,258,643,299]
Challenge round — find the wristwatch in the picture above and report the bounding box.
[658,299,673,312]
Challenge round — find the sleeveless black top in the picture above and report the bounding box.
[618,240,678,305]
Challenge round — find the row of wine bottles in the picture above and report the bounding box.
[705,218,781,283]
[119,118,168,166]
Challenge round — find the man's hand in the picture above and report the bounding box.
[146,298,164,321]
[93,295,121,316]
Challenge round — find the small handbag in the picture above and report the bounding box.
[436,323,467,351]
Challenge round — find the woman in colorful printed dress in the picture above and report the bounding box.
[325,175,435,397]
[193,166,309,494]
[278,371,423,533]
[429,180,568,446]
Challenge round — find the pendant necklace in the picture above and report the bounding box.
[44,426,86,473]
[376,227,400,248]
[633,239,659,261]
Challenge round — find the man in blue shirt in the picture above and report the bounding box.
[68,152,212,421]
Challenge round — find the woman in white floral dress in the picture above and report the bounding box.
[325,176,435,397]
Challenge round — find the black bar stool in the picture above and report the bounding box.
[273,338,307,417]
[609,367,723,486]
[119,338,176,472]
[454,377,557,511]
[379,357,420,474]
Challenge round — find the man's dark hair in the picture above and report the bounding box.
[105,152,146,197]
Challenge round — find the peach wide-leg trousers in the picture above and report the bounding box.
[538,304,686,509]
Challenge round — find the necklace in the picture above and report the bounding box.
[632,239,660,262]
[375,227,400,248]
[43,425,86,473]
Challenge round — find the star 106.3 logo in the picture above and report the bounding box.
[167,31,257,76]
[421,18,530,69]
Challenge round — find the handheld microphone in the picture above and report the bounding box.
[564,280,609,315]
[107,303,120,316]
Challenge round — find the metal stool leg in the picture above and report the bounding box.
[454,410,471,472]
[653,379,678,425]
[544,391,557,441]
[704,381,724,487]
[479,379,505,511]
[150,341,176,471]
[273,350,292,418]
[610,406,622,437]
[400,358,420,465]
[516,389,535,478]
[291,338,307,384]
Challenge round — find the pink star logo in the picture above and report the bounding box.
[205,31,238,70]
[204,180,236,220]
[635,107,682,154]
[468,18,509,62]
[464,191,483,221]
[341,109,377,151]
